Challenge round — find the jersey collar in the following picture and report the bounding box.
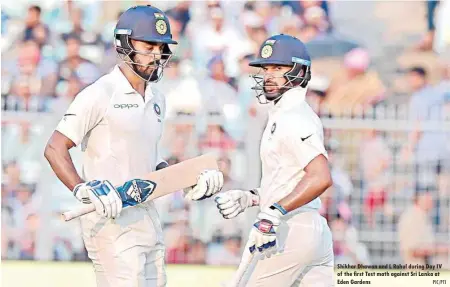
[269,87,307,115]
[112,65,136,94]
[112,65,154,102]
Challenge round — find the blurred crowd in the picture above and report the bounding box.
[1,0,450,268]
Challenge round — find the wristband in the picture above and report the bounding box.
[270,203,288,215]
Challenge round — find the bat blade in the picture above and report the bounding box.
[62,154,218,221]
[227,252,254,287]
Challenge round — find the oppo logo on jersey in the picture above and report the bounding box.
[114,104,139,109]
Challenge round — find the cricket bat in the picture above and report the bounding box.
[226,249,255,287]
[62,154,218,221]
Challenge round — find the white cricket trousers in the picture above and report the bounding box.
[242,210,335,287]
[80,202,166,287]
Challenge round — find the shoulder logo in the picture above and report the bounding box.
[153,103,161,116]
[271,122,276,134]
[62,113,76,121]
[301,134,313,141]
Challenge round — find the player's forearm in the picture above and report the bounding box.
[277,171,332,213]
[44,142,83,191]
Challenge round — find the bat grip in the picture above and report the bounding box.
[62,204,96,221]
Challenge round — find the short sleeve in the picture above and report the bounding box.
[55,86,108,146]
[281,116,327,170]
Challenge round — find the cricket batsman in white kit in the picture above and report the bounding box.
[215,34,335,286]
[44,5,223,287]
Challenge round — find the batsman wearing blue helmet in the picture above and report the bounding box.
[44,5,223,287]
[215,34,335,286]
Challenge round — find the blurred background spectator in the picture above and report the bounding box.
[398,190,449,266]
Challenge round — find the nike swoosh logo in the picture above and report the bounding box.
[64,114,76,116]
[301,134,312,141]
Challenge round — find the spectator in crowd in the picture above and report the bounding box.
[191,5,243,72]
[1,191,14,259]
[207,234,242,265]
[198,124,237,151]
[166,14,191,60]
[283,0,331,31]
[283,0,330,17]
[415,0,440,51]
[401,67,450,198]
[359,129,392,227]
[22,5,50,47]
[1,10,9,36]
[303,5,329,33]
[207,55,237,90]
[4,78,50,112]
[187,239,207,264]
[18,212,39,260]
[331,211,371,265]
[278,14,303,39]
[323,48,386,116]
[61,6,101,46]
[305,75,329,113]
[57,34,99,84]
[3,40,57,101]
[165,1,191,35]
[189,155,242,244]
[320,140,353,222]
[398,189,449,265]
[236,53,260,116]
[165,210,191,264]
[298,24,322,43]
[217,155,241,191]
[240,11,268,56]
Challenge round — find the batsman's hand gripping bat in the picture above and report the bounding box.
[62,154,218,221]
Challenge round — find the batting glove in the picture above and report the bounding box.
[73,180,122,219]
[248,204,287,259]
[184,170,224,200]
[215,189,260,219]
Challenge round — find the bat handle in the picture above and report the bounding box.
[62,204,95,221]
[227,252,254,287]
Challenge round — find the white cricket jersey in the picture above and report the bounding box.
[56,65,166,186]
[259,87,327,212]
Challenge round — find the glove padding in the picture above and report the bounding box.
[73,180,122,219]
[184,170,224,200]
[215,190,260,219]
[117,179,156,208]
[248,206,283,259]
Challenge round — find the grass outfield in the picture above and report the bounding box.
[1,261,449,287]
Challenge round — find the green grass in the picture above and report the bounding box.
[1,261,449,287]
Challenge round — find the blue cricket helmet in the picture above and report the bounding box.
[114,5,178,82]
[115,5,177,45]
[249,34,311,69]
[249,34,312,103]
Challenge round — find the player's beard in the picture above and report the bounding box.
[263,79,285,101]
[131,56,160,82]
